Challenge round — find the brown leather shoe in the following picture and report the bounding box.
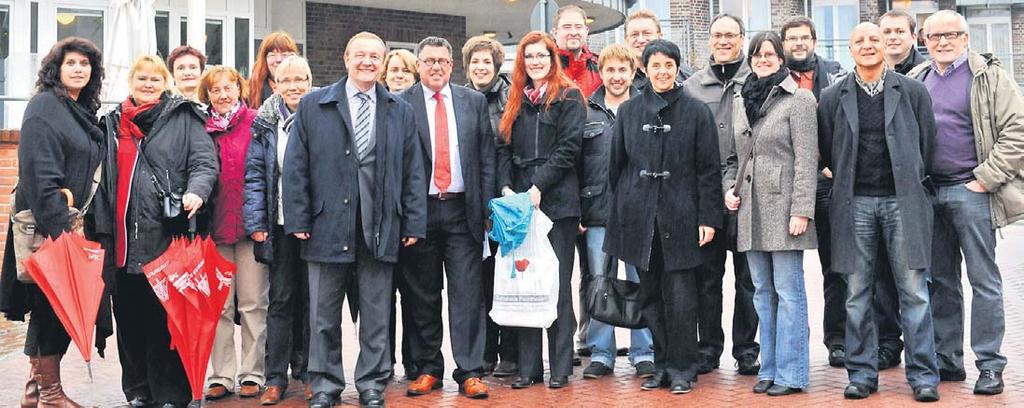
[21,355,39,408]
[205,384,231,400]
[406,374,442,396]
[259,385,283,405]
[238,381,261,398]
[304,383,313,401]
[36,355,86,408]
[459,377,489,399]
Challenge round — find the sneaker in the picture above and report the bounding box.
[582,362,613,379]
[974,370,1004,395]
[635,361,656,378]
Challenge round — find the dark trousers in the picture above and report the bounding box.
[307,241,393,396]
[265,226,310,388]
[399,197,486,383]
[816,181,847,350]
[23,287,72,357]
[639,232,700,383]
[113,272,191,407]
[482,240,518,364]
[517,218,578,379]
[388,268,417,375]
[697,213,759,362]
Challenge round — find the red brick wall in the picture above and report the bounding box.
[0,130,19,258]
[771,0,806,32]
[859,0,881,25]
[672,0,711,69]
[305,2,467,87]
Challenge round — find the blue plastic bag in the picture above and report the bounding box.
[488,193,534,257]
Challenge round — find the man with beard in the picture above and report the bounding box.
[682,13,760,377]
[779,16,849,368]
[553,5,601,97]
[622,9,693,90]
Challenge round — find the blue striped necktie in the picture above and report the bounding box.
[354,92,372,158]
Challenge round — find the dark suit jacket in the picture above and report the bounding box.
[283,77,426,264]
[817,71,936,274]
[399,83,497,242]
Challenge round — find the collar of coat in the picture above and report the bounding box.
[318,77,396,106]
[836,69,905,133]
[694,56,752,87]
[637,84,686,115]
[906,51,1001,81]
[587,84,639,113]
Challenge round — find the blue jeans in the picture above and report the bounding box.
[929,183,1006,372]
[582,227,654,367]
[847,196,939,389]
[746,250,809,388]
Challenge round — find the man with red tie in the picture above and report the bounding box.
[398,36,497,400]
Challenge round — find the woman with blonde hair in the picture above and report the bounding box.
[379,49,417,93]
[248,31,299,109]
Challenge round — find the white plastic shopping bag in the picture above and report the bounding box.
[489,209,559,328]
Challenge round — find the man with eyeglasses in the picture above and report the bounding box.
[681,12,760,378]
[553,5,601,97]
[779,15,849,369]
[397,36,496,400]
[818,22,939,402]
[907,9,1024,396]
[623,9,693,90]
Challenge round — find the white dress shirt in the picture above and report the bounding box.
[423,83,464,194]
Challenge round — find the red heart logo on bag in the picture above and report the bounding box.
[515,259,530,272]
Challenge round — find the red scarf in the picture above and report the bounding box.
[115,98,159,267]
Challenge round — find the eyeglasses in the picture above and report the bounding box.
[419,58,453,67]
[751,52,779,61]
[627,30,658,40]
[277,77,309,87]
[711,32,741,41]
[925,31,964,42]
[267,51,296,60]
[523,53,551,62]
[785,35,814,43]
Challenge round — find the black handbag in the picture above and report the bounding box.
[586,275,647,329]
[130,137,183,220]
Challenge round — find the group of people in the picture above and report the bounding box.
[0,4,1020,408]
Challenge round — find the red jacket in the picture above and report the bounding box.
[206,106,258,245]
[558,47,601,98]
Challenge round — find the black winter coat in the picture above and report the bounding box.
[467,74,510,144]
[604,85,724,271]
[497,88,586,220]
[244,93,290,264]
[283,78,426,264]
[96,95,219,275]
[578,86,638,226]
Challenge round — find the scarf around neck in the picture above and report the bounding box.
[64,96,104,143]
[525,83,548,105]
[787,53,817,73]
[207,101,243,133]
[741,68,791,126]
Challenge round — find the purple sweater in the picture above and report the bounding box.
[923,56,978,186]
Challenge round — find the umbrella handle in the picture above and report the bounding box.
[59,188,74,208]
[188,216,197,239]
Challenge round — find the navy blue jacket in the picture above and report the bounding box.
[243,93,290,264]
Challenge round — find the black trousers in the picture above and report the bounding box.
[517,218,578,379]
[265,225,310,388]
[399,197,486,383]
[697,213,759,362]
[113,272,191,407]
[816,181,847,350]
[23,286,72,357]
[482,239,518,364]
[640,233,700,383]
[388,267,417,375]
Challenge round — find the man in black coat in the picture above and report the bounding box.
[817,23,939,402]
[397,36,496,400]
[283,31,426,408]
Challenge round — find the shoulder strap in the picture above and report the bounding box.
[80,165,101,214]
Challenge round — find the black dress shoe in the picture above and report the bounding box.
[616,347,629,357]
[359,389,385,407]
[697,356,719,374]
[736,356,760,375]
[939,368,966,382]
[492,361,517,377]
[309,391,338,408]
[510,376,540,389]
[828,347,846,368]
[877,347,902,370]
[670,381,692,394]
[767,384,802,396]
[641,371,668,390]
[752,380,773,393]
[974,370,1004,395]
[843,383,874,399]
[913,386,940,402]
[576,347,592,357]
[548,376,569,388]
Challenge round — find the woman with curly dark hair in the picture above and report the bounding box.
[0,36,107,408]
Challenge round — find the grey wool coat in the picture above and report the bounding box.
[817,71,936,274]
[725,75,818,252]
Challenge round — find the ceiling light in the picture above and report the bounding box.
[57,13,76,25]
[483,31,497,38]
[586,17,595,25]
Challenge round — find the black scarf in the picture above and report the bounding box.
[710,55,744,84]
[131,92,170,135]
[787,53,817,73]
[741,68,790,126]
[655,83,684,106]
[64,96,104,143]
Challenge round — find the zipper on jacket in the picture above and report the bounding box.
[534,108,540,159]
[376,232,380,248]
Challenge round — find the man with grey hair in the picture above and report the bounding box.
[908,9,1024,396]
[397,35,496,400]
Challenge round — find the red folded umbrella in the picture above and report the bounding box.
[144,235,234,400]
[23,232,106,380]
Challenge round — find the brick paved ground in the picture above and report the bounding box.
[2,224,1023,407]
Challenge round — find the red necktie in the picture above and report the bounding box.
[433,92,451,193]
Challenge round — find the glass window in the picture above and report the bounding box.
[57,8,104,52]
[206,19,223,65]
[155,11,169,58]
[235,18,250,77]
[180,17,187,45]
[813,1,858,70]
[30,2,38,54]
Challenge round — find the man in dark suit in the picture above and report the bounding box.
[283,31,426,408]
[398,36,496,400]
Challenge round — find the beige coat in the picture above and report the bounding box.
[909,52,1024,228]
[725,75,818,252]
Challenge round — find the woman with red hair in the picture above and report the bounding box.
[496,31,586,390]
[248,31,299,109]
